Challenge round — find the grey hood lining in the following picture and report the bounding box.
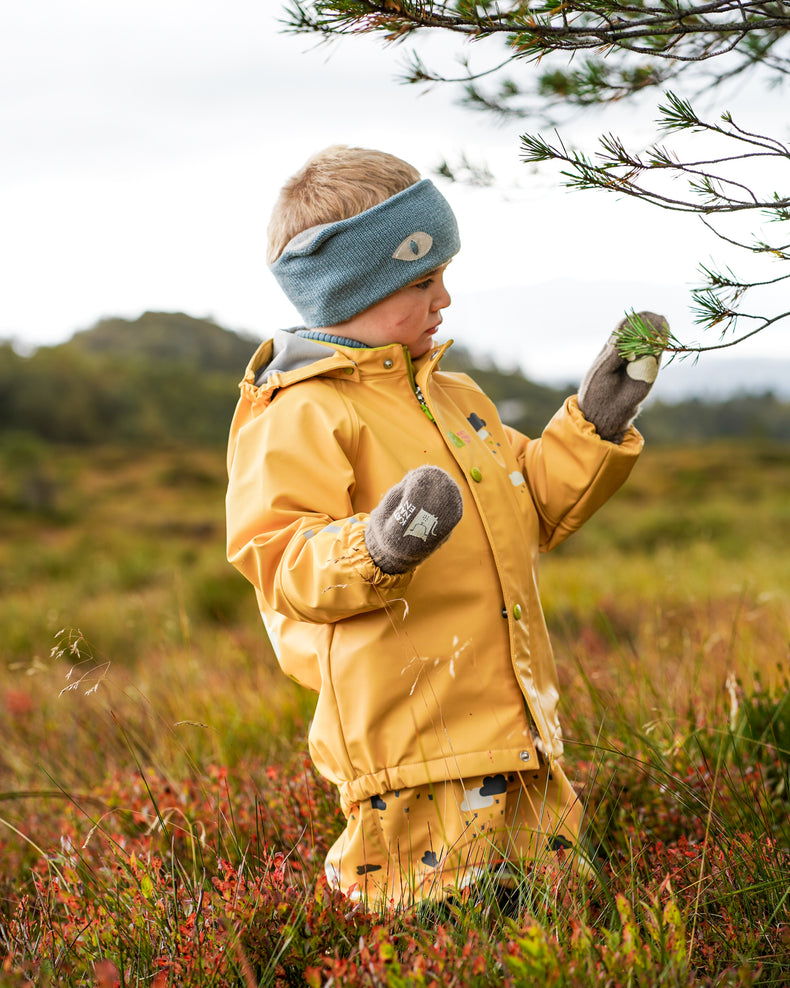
[254,329,337,387]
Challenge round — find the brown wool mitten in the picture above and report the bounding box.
[365,466,464,575]
[578,312,669,443]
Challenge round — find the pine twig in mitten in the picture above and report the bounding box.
[365,466,464,575]
[578,311,669,444]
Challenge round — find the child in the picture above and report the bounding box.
[225,145,666,908]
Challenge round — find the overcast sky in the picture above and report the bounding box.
[2,1,786,383]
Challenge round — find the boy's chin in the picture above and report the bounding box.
[409,339,437,359]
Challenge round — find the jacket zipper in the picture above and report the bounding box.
[405,350,435,422]
[414,382,435,422]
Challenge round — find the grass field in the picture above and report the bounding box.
[1,439,789,986]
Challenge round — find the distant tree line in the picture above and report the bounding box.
[0,340,241,445]
[441,350,790,444]
[0,313,257,446]
[2,312,790,448]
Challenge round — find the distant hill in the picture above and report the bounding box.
[65,311,259,373]
[0,313,261,446]
[1,312,790,446]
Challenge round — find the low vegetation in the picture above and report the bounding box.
[1,429,788,985]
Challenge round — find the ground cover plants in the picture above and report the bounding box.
[1,438,789,985]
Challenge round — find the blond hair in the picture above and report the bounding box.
[266,145,421,265]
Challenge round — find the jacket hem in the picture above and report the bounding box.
[338,744,542,816]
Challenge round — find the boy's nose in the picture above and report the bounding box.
[433,282,451,311]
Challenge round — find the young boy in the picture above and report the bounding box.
[225,145,666,908]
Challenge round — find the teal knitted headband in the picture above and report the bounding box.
[269,179,461,328]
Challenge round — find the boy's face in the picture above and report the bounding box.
[336,264,452,358]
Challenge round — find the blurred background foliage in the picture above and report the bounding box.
[3,311,790,449]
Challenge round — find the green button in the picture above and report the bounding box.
[470,468,482,482]
[512,604,522,620]
[344,367,354,375]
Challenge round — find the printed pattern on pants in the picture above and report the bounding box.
[325,761,587,907]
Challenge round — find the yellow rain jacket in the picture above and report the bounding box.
[226,331,642,814]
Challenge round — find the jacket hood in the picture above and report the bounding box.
[239,329,357,408]
[239,328,451,409]
[254,330,337,386]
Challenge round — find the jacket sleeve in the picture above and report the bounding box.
[504,395,643,552]
[226,386,413,624]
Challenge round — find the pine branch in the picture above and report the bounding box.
[614,310,677,359]
[282,0,790,359]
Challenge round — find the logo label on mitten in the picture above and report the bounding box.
[404,508,439,541]
[394,499,416,526]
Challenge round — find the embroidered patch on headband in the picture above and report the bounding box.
[269,179,460,328]
[393,232,434,261]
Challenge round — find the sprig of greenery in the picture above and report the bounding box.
[613,310,677,360]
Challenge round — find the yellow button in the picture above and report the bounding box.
[344,367,354,375]
[470,468,482,482]
[513,604,522,620]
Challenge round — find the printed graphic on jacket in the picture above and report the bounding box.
[445,409,527,492]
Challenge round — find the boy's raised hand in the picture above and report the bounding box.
[365,466,463,575]
[578,311,669,444]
